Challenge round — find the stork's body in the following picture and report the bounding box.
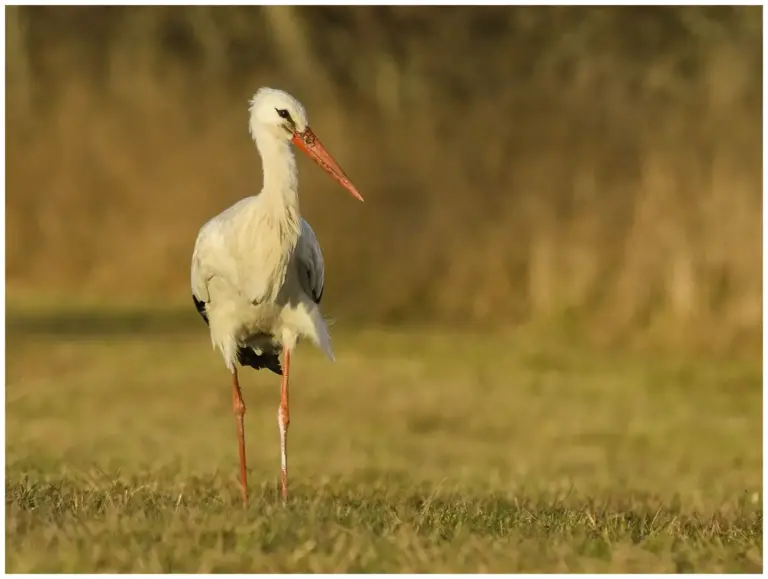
[190,88,363,505]
[192,198,331,372]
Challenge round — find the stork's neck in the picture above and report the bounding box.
[254,129,300,215]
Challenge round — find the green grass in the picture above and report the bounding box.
[5,324,762,572]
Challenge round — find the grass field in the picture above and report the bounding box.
[5,321,762,572]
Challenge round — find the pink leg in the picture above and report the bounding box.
[231,369,248,507]
[278,348,291,501]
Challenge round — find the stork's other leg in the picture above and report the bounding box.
[278,348,291,501]
[231,368,248,507]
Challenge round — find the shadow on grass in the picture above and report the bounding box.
[6,307,198,338]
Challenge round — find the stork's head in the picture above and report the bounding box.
[248,87,363,202]
[249,87,309,139]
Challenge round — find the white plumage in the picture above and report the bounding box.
[191,196,331,370]
[190,87,363,505]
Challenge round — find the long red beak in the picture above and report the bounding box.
[291,127,364,202]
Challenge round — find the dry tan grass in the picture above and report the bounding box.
[5,6,762,353]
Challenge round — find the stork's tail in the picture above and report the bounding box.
[317,319,335,363]
[309,308,335,362]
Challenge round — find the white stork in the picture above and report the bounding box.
[190,87,363,506]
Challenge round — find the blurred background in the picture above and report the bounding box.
[5,5,762,354]
[5,8,763,570]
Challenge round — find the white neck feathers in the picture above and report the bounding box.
[253,128,300,213]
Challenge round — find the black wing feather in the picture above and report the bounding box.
[193,294,209,325]
[236,347,283,375]
[300,262,323,304]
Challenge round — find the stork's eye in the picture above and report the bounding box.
[276,108,291,120]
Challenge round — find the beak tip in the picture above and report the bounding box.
[346,183,364,203]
